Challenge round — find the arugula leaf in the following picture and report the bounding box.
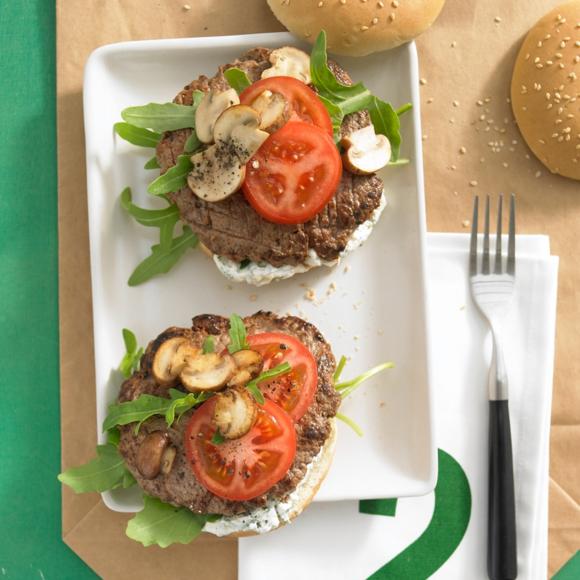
[168,388,187,400]
[128,226,199,287]
[58,444,135,493]
[120,187,180,228]
[333,355,347,383]
[164,392,212,426]
[144,156,160,170]
[317,95,343,141]
[103,394,175,433]
[336,412,364,437]
[118,328,144,378]
[148,157,192,196]
[202,336,215,354]
[148,155,193,195]
[310,30,408,159]
[211,429,225,445]
[239,259,251,270]
[103,391,211,434]
[227,314,250,353]
[183,131,201,154]
[310,31,372,114]
[367,97,402,161]
[245,362,292,405]
[126,495,212,548]
[388,158,410,167]
[246,382,265,405]
[121,102,198,132]
[396,103,413,117]
[107,427,121,447]
[334,359,394,436]
[336,362,394,399]
[114,122,161,148]
[224,67,251,94]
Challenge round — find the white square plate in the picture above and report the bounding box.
[83,32,436,513]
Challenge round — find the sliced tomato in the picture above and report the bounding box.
[248,332,318,422]
[240,76,333,136]
[184,398,296,501]
[242,121,342,224]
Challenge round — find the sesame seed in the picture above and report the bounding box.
[469,180,478,187]
[476,100,484,106]
[452,100,460,107]
[360,25,369,31]
[576,41,580,47]
[391,0,399,7]
[183,3,191,9]
[427,97,434,104]
[462,220,471,228]
[525,53,530,60]
[451,41,457,47]
[450,164,457,170]
[420,78,427,85]
[340,0,346,4]
[569,72,578,81]
[318,0,324,6]
[539,139,546,144]
[535,171,542,178]
[537,40,543,47]
[372,17,379,24]
[560,41,566,48]
[534,57,540,63]
[494,16,502,23]
[503,162,509,168]
[377,0,384,6]
[459,146,467,154]
[389,12,395,21]
[559,63,565,69]
[422,134,428,141]
[555,52,563,59]
[536,63,544,69]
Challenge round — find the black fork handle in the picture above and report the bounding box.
[488,400,518,579]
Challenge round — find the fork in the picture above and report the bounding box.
[469,194,518,580]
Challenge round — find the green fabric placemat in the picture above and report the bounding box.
[0,2,95,577]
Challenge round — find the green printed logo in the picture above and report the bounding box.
[360,449,472,579]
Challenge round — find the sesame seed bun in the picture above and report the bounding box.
[266,0,446,56]
[510,1,580,180]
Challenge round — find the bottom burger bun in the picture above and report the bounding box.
[203,419,337,538]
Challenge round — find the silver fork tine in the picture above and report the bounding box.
[482,195,491,274]
[495,195,503,274]
[469,196,479,276]
[507,194,516,275]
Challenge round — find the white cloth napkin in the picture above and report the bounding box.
[238,233,559,580]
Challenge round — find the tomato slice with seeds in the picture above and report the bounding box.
[185,398,296,501]
[239,76,333,136]
[248,332,318,422]
[242,121,342,225]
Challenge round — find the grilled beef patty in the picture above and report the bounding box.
[156,48,384,268]
[118,312,340,516]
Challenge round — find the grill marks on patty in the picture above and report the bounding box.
[118,312,340,516]
[156,48,384,268]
